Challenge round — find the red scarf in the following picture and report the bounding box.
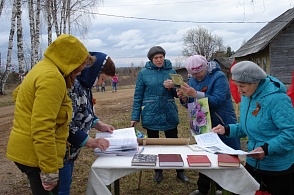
[287,71,294,107]
[229,61,241,104]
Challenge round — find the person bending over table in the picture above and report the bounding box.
[59,52,116,195]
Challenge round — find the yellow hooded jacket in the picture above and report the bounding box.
[6,34,89,174]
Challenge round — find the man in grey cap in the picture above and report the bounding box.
[211,61,294,195]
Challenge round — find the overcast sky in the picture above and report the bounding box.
[0,0,293,69]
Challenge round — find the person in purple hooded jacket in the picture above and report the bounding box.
[58,52,116,195]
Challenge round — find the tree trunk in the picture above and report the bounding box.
[66,0,71,34]
[0,0,5,16]
[0,0,17,94]
[47,1,53,45]
[35,0,40,63]
[16,0,25,74]
[52,0,60,37]
[28,0,35,68]
[61,0,66,34]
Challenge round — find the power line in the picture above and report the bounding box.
[93,12,269,24]
[100,0,215,7]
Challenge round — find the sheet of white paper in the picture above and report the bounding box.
[194,132,262,155]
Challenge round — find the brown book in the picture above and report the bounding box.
[158,154,184,167]
[218,154,240,167]
[187,155,211,167]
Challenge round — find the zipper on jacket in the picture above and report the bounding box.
[214,112,225,125]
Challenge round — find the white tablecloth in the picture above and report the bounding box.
[86,145,259,195]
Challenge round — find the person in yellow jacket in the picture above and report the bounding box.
[6,34,93,195]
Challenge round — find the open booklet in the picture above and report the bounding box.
[194,132,263,155]
[95,127,139,156]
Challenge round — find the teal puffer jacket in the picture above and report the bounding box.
[131,59,179,130]
[229,76,294,171]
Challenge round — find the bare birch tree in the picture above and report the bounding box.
[16,0,25,74]
[0,0,103,94]
[46,1,53,44]
[0,0,17,94]
[182,26,225,60]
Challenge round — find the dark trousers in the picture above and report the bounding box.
[147,128,184,174]
[15,162,60,195]
[245,163,294,195]
[197,173,221,194]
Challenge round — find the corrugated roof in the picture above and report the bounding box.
[232,7,294,58]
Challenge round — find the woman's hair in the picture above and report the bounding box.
[102,57,116,76]
[88,55,97,67]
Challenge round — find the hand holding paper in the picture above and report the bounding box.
[211,124,226,135]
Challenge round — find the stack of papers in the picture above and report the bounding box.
[94,127,139,156]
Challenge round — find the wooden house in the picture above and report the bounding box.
[214,57,234,80]
[232,8,294,84]
[175,67,189,82]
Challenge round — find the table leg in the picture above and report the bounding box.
[114,179,120,195]
[210,180,216,195]
[138,171,142,189]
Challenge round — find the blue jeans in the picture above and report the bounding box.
[112,82,117,91]
[59,161,74,195]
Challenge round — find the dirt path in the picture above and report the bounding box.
[0,88,135,195]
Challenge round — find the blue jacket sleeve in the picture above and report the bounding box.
[205,73,230,109]
[68,130,88,146]
[131,71,144,121]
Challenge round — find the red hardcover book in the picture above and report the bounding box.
[218,154,240,167]
[187,155,211,167]
[158,154,184,167]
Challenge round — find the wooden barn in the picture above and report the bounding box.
[214,57,234,80]
[232,7,294,84]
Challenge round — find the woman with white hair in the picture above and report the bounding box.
[212,61,294,195]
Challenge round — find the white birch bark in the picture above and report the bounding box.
[47,1,53,45]
[66,0,71,34]
[0,0,5,16]
[0,0,17,94]
[28,0,36,67]
[61,0,66,34]
[16,0,25,74]
[34,0,41,63]
[52,0,60,37]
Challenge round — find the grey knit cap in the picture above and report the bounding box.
[147,46,166,60]
[231,61,267,83]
